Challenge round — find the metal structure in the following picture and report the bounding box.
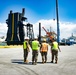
[5,8,27,45]
[56,0,60,43]
[38,23,41,44]
[25,23,34,41]
[42,27,57,42]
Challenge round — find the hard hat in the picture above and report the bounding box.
[24,37,29,40]
[43,39,46,42]
[34,36,38,40]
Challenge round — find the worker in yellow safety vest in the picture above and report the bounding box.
[31,37,40,65]
[23,37,30,63]
[40,39,48,63]
[51,39,61,64]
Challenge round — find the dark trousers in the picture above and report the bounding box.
[41,52,47,62]
[24,49,28,61]
[32,50,38,63]
[51,50,58,62]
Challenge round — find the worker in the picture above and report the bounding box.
[51,38,61,64]
[40,39,48,63]
[23,37,30,63]
[31,37,40,65]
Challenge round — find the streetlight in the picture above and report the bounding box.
[56,0,60,44]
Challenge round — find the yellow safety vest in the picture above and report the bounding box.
[23,41,28,49]
[41,43,48,52]
[32,40,39,50]
[52,41,58,50]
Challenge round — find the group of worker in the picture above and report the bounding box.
[23,37,61,65]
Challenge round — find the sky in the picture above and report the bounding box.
[0,0,76,39]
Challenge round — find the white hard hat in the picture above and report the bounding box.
[24,37,29,40]
[34,36,37,39]
[43,39,46,42]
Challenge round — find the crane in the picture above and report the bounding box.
[42,27,57,42]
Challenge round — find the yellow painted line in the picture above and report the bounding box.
[0,45,23,48]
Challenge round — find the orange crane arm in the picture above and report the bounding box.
[42,27,54,41]
[42,27,47,33]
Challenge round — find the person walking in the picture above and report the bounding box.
[40,39,48,63]
[23,37,30,63]
[51,39,61,64]
[31,37,40,65]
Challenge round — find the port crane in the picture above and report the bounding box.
[42,27,57,42]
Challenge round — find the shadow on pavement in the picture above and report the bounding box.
[11,59,24,64]
[11,59,33,65]
[11,59,53,65]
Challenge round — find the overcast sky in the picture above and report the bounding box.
[0,0,76,39]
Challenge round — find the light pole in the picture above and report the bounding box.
[56,0,60,44]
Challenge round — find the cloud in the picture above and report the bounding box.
[33,19,76,39]
[0,23,7,37]
[33,19,57,37]
[0,19,76,40]
[60,22,76,39]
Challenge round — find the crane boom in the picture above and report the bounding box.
[42,27,47,33]
[42,27,54,41]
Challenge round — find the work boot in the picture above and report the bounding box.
[32,62,34,65]
[44,61,46,63]
[55,61,57,64]
[24,60,29,63]
[42,60,44,64]
[51,61,53,63]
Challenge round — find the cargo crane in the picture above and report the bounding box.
[5,8,27,45]
[42,27,57,42]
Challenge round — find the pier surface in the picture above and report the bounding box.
[0,45,76,75]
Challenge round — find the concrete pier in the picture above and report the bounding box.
[0,45,76,75]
